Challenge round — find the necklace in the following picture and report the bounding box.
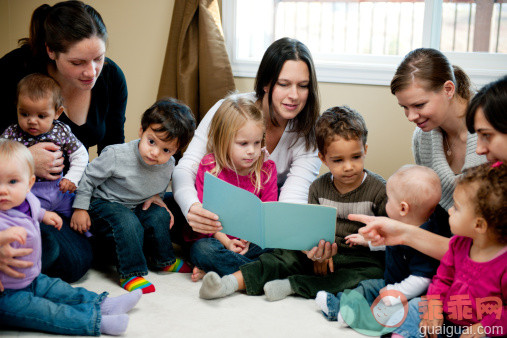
[443,133,452,156]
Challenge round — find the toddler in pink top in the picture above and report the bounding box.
[188,96,278,282]
[419,162,507,337]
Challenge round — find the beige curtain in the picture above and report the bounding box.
[158,0,236,124]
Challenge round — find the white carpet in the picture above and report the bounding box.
[1,266,370,338]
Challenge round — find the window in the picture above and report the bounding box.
[222,0,507,86]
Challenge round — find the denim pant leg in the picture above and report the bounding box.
[325,278,385,321]
[134,203,175,268]
[0,274,107,336]
[41,218,93,283]
[190,238,270,276]
[89,198,148,279]
[243,243,273,260]
[392,297,424,338]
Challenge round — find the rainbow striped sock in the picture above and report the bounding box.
[120,276,155,294]
[161,258,192,273]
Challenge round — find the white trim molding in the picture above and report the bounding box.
[222,0,507,87]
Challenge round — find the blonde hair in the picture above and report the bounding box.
[389,165,442,218]
[0,139,35,178]
[206,95,270,193]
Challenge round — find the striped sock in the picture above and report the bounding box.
[161,258,192,273]
[120,276,155,294]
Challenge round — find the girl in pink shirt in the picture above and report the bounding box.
[419,162,506,337]
[188,96,278,282]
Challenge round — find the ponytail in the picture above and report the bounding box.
[452,65,473,101]
[391,48,473,103]
[19,4,51,61]
[18,1,107,65]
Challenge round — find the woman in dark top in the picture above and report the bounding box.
[0,1,127,282]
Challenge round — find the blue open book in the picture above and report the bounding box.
[202,172,337,250]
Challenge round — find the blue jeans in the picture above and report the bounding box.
[89,198,176,279]
[392,297,425,338]
[0,274,107,336]
[324,278,385,321]
[190,237,272,276]
[41,217,93,283]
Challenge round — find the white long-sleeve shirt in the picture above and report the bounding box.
[172,92,321,217]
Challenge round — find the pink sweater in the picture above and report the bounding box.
[427,236,507,335]
[184,153,278,243]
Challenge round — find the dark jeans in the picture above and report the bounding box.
[41,218,93,283]
[240,249,384,299]
[163,192,188,248]
[88,198,176,279]
[190,237,272,276]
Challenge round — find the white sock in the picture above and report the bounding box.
[101,289,142,315]
[315,291,330,315]
[199,272,238,299]
[337,311,349,327]
[263,279,294,301]
[100,314,129,335]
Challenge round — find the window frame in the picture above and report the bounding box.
[222,0,507,87]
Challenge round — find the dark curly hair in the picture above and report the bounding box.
[315,106,367,155]
[141,98,196,150]
[456,162,506,244]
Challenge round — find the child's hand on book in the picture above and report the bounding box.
[43,211,62,230]
[59,178,77,193]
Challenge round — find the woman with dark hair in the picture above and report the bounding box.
[171,37,326,281]
[0,1,128,282]
[466,75,507,163]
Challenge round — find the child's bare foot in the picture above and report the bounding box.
[191,267,206,282]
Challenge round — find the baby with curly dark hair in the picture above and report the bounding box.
[417,162,507,338]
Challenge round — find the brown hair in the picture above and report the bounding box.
[254,37,319,151]
[390,48,472,101]
[141,98,196,149]
[315,106,367,155]
[457,162,506,244]
[17,73,63,111]
[20,1,107,64]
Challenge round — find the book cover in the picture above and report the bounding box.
[202,172,336,250]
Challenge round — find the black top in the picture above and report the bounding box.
[0,45,127,154]
[384,204,452,285]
